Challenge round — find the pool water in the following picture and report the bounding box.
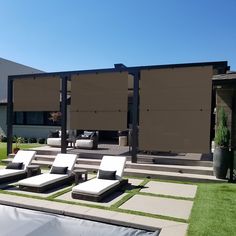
[0,205,160,236]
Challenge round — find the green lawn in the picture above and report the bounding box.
[188,183,236,236]
[0,142,43,161]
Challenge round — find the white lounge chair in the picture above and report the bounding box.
[72,155,128,202]
[18,153,77,192]
[0,150,36,184]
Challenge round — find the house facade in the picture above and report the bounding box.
[0,58,59,138]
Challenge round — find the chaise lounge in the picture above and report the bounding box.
[18,153,77,193]
[72,155,128,202]
[0,150,36,184]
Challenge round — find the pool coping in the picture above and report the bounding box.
[0,193,188,236]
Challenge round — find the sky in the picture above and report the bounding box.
[0,0,236,72]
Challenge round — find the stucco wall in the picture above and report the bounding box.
[13,125,60,139]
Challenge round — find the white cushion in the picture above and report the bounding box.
[75,139,93,149]
[18,173,68,187]
[50,154,77,172]
[97,156,126,180]
[13,150,36,170]
[47,138,61,147]
[72,178,119,195]
[0,169,25,178]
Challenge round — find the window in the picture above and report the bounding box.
[13,112,61,126]
[26,112,44,125]
[14,112,24,125]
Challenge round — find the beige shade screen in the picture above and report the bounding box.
[139,66,213,153]
[70,72,128,130]
[13,77,60,111]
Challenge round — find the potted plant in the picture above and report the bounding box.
[13,136,24,154]
[213,108,231,179]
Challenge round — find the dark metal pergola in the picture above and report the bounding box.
[7,61,228,163]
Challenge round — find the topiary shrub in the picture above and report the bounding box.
[215,108,230,148]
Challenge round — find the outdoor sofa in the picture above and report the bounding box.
[18,153,77,193]
[0,150,36,184]
[72,155,128,202]
[75,131,98,149]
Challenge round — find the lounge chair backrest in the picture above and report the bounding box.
[98,155,126,180]
[13,150,36,170]
[51,154,77,174]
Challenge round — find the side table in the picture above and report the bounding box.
[27,165,41,177]
[73,169,88,184]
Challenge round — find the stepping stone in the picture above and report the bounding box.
[141,181,197,198]
[120,195,193,220]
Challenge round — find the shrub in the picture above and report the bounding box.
[215,108,230,148]
[28,137,37,143]
[1,136,7,142]
[38,138,46,144]
[23,137,29,143]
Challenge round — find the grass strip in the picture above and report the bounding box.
[137,191,195,201]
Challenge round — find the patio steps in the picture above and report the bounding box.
[2,153,225,183]
[6,154,213,176]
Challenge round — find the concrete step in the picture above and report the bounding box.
[2,158,224,183]
[25,147,214,167]
[72,163,223,183]
[31,155,214,176]
[6,153,214,176]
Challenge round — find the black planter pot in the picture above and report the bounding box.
[213,147,230,179]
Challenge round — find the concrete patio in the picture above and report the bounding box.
[0,164,198,236]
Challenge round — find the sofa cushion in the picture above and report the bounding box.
[75,139,93,149]
[6,162,23,170]
[50,166,68,174]
[72,178,119,195]
[18,173,68,187]
[0,169,25,178]
[47,138,61,147]
[97,156,127,180]
[98,170,116,180]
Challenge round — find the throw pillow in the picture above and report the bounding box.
[6,162,23,170]
[98,170,116,180]
[50,166,68,174]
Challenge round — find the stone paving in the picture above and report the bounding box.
[120,194,194,220]
[141,181,197,198]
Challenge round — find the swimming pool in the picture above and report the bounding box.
[0,205,160,236]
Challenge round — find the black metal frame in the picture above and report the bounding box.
[7,61,229,163]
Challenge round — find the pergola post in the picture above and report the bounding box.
[131,71,139,163]
[7,77,13,155]
[61,75,68,153]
